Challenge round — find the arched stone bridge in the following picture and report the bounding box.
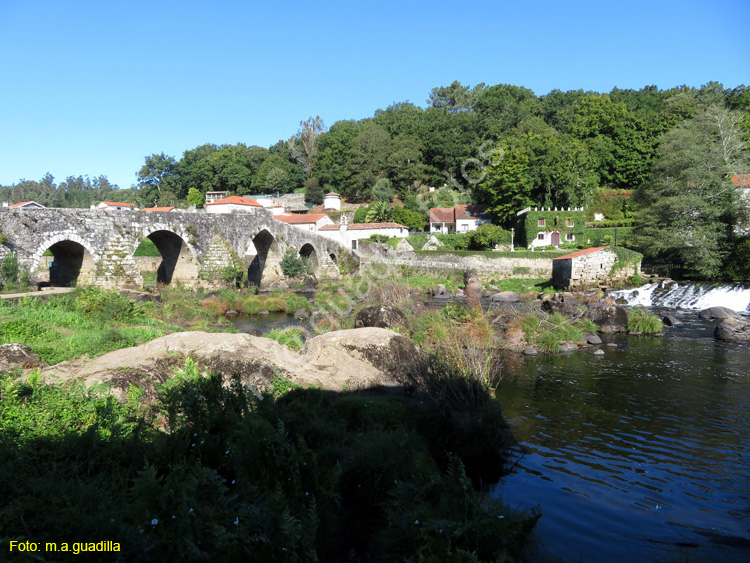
[0,208,354,288]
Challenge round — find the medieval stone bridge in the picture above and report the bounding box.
[0,208,353,288]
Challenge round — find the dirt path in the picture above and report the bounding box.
[0,287,75,300]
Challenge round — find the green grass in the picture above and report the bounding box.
[627,306,663,334]
[488,277,552,294]
[0,362,540,561]
[265,327,305,350]
[134,238,161,257]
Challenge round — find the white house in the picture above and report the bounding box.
[274,213,335,232]
[323,192,341,211]
[205,191,229,204]
[318,220,410,250]
[429,204,490,234]
[95,201,137,210]
[205,196,263,214]
[2,201,46,209]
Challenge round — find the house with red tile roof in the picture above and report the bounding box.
[2,200,46,209]
[429,204,490,234]
[318,219,410,250]
[205,196,263,214]
[552,246,642,289]
[142,206,175,212]
[274,213,335,232]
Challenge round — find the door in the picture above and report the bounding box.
[551,231,560,246]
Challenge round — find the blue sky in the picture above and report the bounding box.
[1,0,748,191]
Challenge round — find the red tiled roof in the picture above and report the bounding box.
[429,208,454,223]
[9,200,44,208]
[142,206,175,212]
[553,246,609,260]
[319,222,408,231]
[732,174,750,186]
[205,196,262,207]
[275,213,330,224]
[101,201,134,207]
[324,192,340,197]
[455,204,487,220]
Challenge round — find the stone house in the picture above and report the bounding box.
[516,206,585,248]
[552,246,641,289]
[429,204,490,234]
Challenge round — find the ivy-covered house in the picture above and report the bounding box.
[516,206,586,249]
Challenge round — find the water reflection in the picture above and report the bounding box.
[494,317,750,562]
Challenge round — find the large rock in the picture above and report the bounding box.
[0,343,48,372]
[585,305,629,333]
[714,318,750,343]
[40,329,418,402]
[353,305,406,329]
[541,294,580,315]
[432,284,453,299]
[490,291,521,303]
[662,314,681,327]
[422,235,443,251]
[396,238,413,252]
[699,307,740,320]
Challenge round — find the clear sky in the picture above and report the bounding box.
[1,0,747,190]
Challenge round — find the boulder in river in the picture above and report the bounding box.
[585,305,629,333]
[354,305,406,329]
[662,314,681,326]
[714,318,750,343]
[586,334,602,345]
[491,291,521,303]
[699,307,740,320]
[432,284,453,299]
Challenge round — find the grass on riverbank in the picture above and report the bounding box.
[0,360,540,561]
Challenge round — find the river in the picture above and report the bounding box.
[493,309,750,561]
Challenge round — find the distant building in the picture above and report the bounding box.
[274,213,335,232]
[142,206,175,212]
[318,220,409,250]
[242,193,308,214]
[95,201,137,210]
[205,191,229,204]
[552,246,641,289]
[429,204,490,234]
[516,206,585,248]
[205,196,263,214]
[323,192,341,211]
[2,201,46,209]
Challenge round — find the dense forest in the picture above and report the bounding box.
[2,81,749,278]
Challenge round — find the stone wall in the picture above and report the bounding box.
[553,248,642,289]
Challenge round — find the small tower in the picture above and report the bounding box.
[323,191,341,211]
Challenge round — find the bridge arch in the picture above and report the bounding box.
[134,230,199,286]
[246,229,283,287]
[299,243,318,272]
[31,233,97,287]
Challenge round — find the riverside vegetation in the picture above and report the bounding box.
[0,269,664,560]
[1,281,549,562]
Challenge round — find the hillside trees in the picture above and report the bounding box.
[633,104,750,278]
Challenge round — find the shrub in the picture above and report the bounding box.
[627,307,663,334]
[466,224,511,250]
[265,327,305,350]
[75,286,137,323]
[0,252,19,285]
[285,295,313,314]
[392,206,427,231]
[280,250,306,277]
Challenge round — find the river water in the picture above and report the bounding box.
[493,309,750,561]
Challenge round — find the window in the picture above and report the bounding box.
[351,240,357,250]
[537,233,545,240]
[567,219,574,227]
[538,219,545,227]
[461,224,469,232]
[566,233,574,241]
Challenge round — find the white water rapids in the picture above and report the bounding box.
[608,282,750,312]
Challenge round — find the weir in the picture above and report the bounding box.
[609,282,750,312]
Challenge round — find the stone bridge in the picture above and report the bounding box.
[0,208,354,288]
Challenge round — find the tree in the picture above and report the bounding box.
[392,206,427,231]
[365,201,394,223]
[474,142,536,224]
[370,178,394,203]
[137,153,177,204]
[353,206,369,223]
[633,105,750,278]
[256,155,293,193]
[305,179,324,205]
[187,188,204,208]
[347,121,390,200]
[289,116,326,178]
[427,81,484,113]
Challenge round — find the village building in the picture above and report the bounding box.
[205,196,263,214]
[141,206,175,212]
[318,219,410,250]
[2,201,46,209]
[552,246,641,289]
[95,201,137,210]
[205,191,229,204]
[323,192,341,211]
[516,206,586,249]
[429,204,490,234]
[274,213,335,232]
